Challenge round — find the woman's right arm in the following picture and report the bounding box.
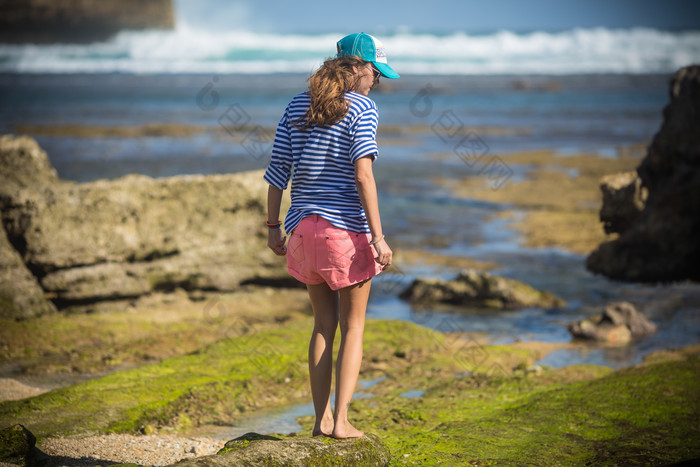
[264,108,294,256]
[355,156,392,267]
[267,185,287,256]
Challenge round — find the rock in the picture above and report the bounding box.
[29,173,282,307]
[141,424,157,435]
[0,134,59,193]
[169,432,390,467]
[399,268,565,310]
[0,424,36,466]
[602,301,658,337]
[598,171,648,234]
[0,134,287,314]
[0,0,174,44]
[587,66,700,282]
[0,225,56,320]
[0,135,59,319]
[567,301,657,344]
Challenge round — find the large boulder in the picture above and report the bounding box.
[0,135,59,319]
[0,134,286,316]
[170,432,390,467]
[18,173,280,305]
[399,268,565,310]
[587,66,700,282]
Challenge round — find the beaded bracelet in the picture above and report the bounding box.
[369,235,384,245]
[266,220,282,229]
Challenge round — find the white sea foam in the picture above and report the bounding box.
[1,27,698,75]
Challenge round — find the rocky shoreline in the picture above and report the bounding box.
[2,66,700,466]
[2,320,698,466]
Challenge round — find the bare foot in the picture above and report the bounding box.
[313,417,334,437]
[332,421,364,439]
[312,428,333,437]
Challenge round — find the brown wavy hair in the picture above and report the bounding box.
[293,55,366,129]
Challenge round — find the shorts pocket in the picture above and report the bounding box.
[354,241,375,271]
[288,232,305,264]
[326,233,355,269]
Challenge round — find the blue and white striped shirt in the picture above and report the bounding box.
[264,91,380,234]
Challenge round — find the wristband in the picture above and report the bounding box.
[266,220,281,229]
[369,235,384,245]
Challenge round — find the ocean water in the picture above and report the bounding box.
[1,27,699,74]
[1,26,699,369]
[0,73,671,180]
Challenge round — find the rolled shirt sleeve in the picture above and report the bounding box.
[349,107,379,163]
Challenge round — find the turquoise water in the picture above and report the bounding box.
[2,28,698,75]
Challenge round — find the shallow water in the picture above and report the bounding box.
[368,186,700,370]
[190,377,386,440]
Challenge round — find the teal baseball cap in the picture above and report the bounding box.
[336,32,400,79]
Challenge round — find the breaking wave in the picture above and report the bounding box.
[1,26,698,75]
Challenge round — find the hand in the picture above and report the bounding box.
[267,229,287,256]
[372,237,392,268]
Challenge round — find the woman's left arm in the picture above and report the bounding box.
[355,156,392,266]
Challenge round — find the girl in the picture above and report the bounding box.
[264,32,399,438]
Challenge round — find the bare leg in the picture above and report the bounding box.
[307,282,338,437]
[333,278,371,439]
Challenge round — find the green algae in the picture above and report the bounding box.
[0,424,35,466]
[2,316,698,466]
[217,433,284,455]
[0,319,441,440]
[345,354,700,466]
[0,288,310,376]
[1,321,300,437]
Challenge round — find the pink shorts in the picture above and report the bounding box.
[286,215,383,290]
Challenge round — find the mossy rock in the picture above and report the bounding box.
[217,432,283,455]
[171,432,390,466]
[349,354,700,466]
[400,268,565,309]
[0,424,36,466]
